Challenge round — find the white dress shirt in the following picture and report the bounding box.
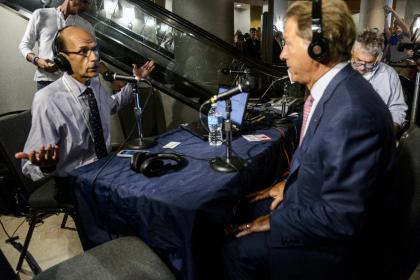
[22,73,133,180]
[301,62,348,139]
[363,62,407,126]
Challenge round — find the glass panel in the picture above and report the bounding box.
[3,0,293,109]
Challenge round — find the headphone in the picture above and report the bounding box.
[130,152,186,177]
[52,26,73,73]
[308,0,329,62]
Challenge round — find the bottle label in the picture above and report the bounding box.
[208,115,219,125]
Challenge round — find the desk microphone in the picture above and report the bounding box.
[221,68,253,75]
[260,75,289,101]
[103,71,144,83]
[204,80,251,105]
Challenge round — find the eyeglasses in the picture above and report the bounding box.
[351,59,379,70]
[62,46,99,57]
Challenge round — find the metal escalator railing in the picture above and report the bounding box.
[2,0,288,110]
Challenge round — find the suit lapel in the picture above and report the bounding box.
[288,65,354,176]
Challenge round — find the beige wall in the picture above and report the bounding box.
[250,5,262,28]
[0,5,36,114]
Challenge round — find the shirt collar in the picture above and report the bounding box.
[63,73,90,97]
[310,62,348,102]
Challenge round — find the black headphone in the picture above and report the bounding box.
[52,26,73,73]
[130,152,187,177]
[308,0,329,62]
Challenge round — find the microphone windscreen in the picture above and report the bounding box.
[103,71,114,82]
[221,68,230,75]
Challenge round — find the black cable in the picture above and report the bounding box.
[0,216,26,239]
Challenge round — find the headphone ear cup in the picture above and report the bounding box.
[308,36,329,62]
[54,54,72,74]
[131,152,152,173]
[140,157,165,177]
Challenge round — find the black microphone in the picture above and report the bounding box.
[221,68,252,75]
[103,71,142,83]
[205,80,251,105]
[260,75,289,101]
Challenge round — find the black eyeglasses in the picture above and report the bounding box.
[62,46,99,57]
[351,59,378,70]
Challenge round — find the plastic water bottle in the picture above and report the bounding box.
[208,103,223,146]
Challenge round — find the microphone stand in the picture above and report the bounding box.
[127,81,156,149]
[210,99,246,172]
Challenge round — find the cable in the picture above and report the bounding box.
[0,216,26,239]
[89,81,154,239]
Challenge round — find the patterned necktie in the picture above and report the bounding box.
[84,88,108,159]
[299,93,314,146]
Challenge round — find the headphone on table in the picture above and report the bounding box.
[130,151,187,177]
[308,0,329,62]
[52,25,73,73]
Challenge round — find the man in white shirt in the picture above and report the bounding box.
[351,29,408,132]
[15,26,155,202]
[18,0,94,90]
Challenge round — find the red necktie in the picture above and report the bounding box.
[299,94,314,145]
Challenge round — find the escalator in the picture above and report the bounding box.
[2,0,289,111]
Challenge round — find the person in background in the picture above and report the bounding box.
[272,30,284,64]
[19,0,94,91]
[352,29,407,132]
[384,5,412,63]
[234,30,244,51]
[223,1,397,279]
[244,27,261,59]
[15,26,155,203]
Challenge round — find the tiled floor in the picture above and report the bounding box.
[0,214,82,279]
[1,213,420,280]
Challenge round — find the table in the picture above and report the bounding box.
[69,126,295,279]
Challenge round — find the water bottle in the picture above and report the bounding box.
[207,103,223,146]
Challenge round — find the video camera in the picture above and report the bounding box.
[397,42,420,59]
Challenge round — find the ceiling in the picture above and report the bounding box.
[234,0,362,14]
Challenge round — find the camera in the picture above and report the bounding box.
[397,42,420,59]
[383,5,392,14]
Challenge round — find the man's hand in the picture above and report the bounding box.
[37,58,58,73]
[133,60,155,80]
[235,215,270,238]
[15,144,59,170]
[247,180,285,210]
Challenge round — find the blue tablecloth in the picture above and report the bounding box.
[69,126,294,279]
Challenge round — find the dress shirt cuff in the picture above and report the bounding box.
[22,160,47,181]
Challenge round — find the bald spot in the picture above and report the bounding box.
[60,26,95,51]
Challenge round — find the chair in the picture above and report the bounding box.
[1,237,175,280]
[33,236,175,280]
[0,110,74,275]
[398,75,415,137]
[392,125,420,279]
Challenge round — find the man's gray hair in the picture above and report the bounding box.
[354,29,384,56]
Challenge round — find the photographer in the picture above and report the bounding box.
[384,5,412,63]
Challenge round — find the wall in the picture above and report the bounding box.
[234,5,251,34]
[250,5,262,28]
[0,5,36,114]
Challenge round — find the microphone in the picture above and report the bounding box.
[103,71,142,83]
[221,68,252,75]
[205,80,251,105]
[260,75,289,101]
